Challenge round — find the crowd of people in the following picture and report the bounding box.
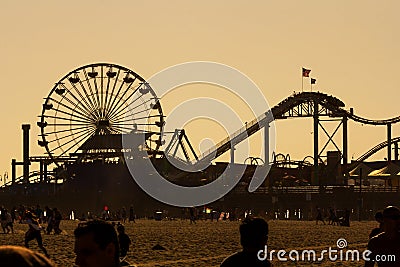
[0,204,134,267]
[0,204,399,266]
[315,206,351,226]
[0,205,63,235]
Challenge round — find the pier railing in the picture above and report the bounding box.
[233,185,400,194]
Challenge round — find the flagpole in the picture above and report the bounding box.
[310,78,316,92]
[301,70,303,92]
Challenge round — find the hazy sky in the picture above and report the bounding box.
[1,1,399,181]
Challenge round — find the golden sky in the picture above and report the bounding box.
[1,1,399,181]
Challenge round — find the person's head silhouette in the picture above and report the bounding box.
[240,217,269,252]
[117,224,125,234]
[374,211,384,224]
[0,245,55,267]
[382,206,400,234]
[221,217,271,267]
[74,220,119,267]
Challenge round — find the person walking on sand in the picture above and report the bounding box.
[24,211,49,258]
[129,206,135,223]
[315,206,325,225]
[341,208,350,227]
[121,207,127,223]
[1,208,14,233]
[53,208,62,235]
[45,206,54,235]
[220,217,271,267]
[1,207,8,233]
[4,209,13,233]
[117,224,132,266]
[189,207,196,224]
[328,207,338,225]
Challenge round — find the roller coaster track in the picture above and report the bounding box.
[347,113,400,125]
[195,92,400,164]
[356,136,400,162]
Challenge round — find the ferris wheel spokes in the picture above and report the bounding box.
[39,63,164,165]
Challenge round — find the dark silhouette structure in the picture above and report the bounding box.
[1,64,400,218]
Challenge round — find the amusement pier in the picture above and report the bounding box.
[1,63,400,219]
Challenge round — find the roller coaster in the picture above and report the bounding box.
[1,63,400,216]
[192,90,400,187]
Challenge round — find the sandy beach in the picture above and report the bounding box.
[0,219,376,266]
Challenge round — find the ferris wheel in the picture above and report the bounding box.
[38,63,164,164]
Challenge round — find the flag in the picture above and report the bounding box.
[302,68,311,77]
[311,78,316,84]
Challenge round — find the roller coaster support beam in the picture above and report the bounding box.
[44,162,48,183]
[343,116,348,181]
[11,159,16,185]
[230,146,235,164]
[39,160,48,183]
[165,129,198,162]
[11,159,24,185]
[313,100,319,184]
[387,123,392,162]
[182,131,198,161]
[395,142,399,161]
[264,123,270,165]
[40,160,43,182]
[22,124,30,184]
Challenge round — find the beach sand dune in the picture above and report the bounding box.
[0,219,376,266]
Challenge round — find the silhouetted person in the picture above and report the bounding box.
[220,217,271,267]
[117,224,131,258]
[365,206,400,267]
[315,206,325,225]
[1,208,13,233]
[342,208,350,227]
[0,245,56,267]
[5,209,13,233]
[53,208,62,235]
[74,220,120,267]
[369,211,384,239]
[45,207,54,235]
[230,208,237,221]
[121,207,127,223]
[18,205,25,223]
[35,205,43,224]
[129,206,135,223]
[1,207,7,232]
[328,207,338,225]
[189,207,196,224]
[10,207,16,223]
[24,211,49,258]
